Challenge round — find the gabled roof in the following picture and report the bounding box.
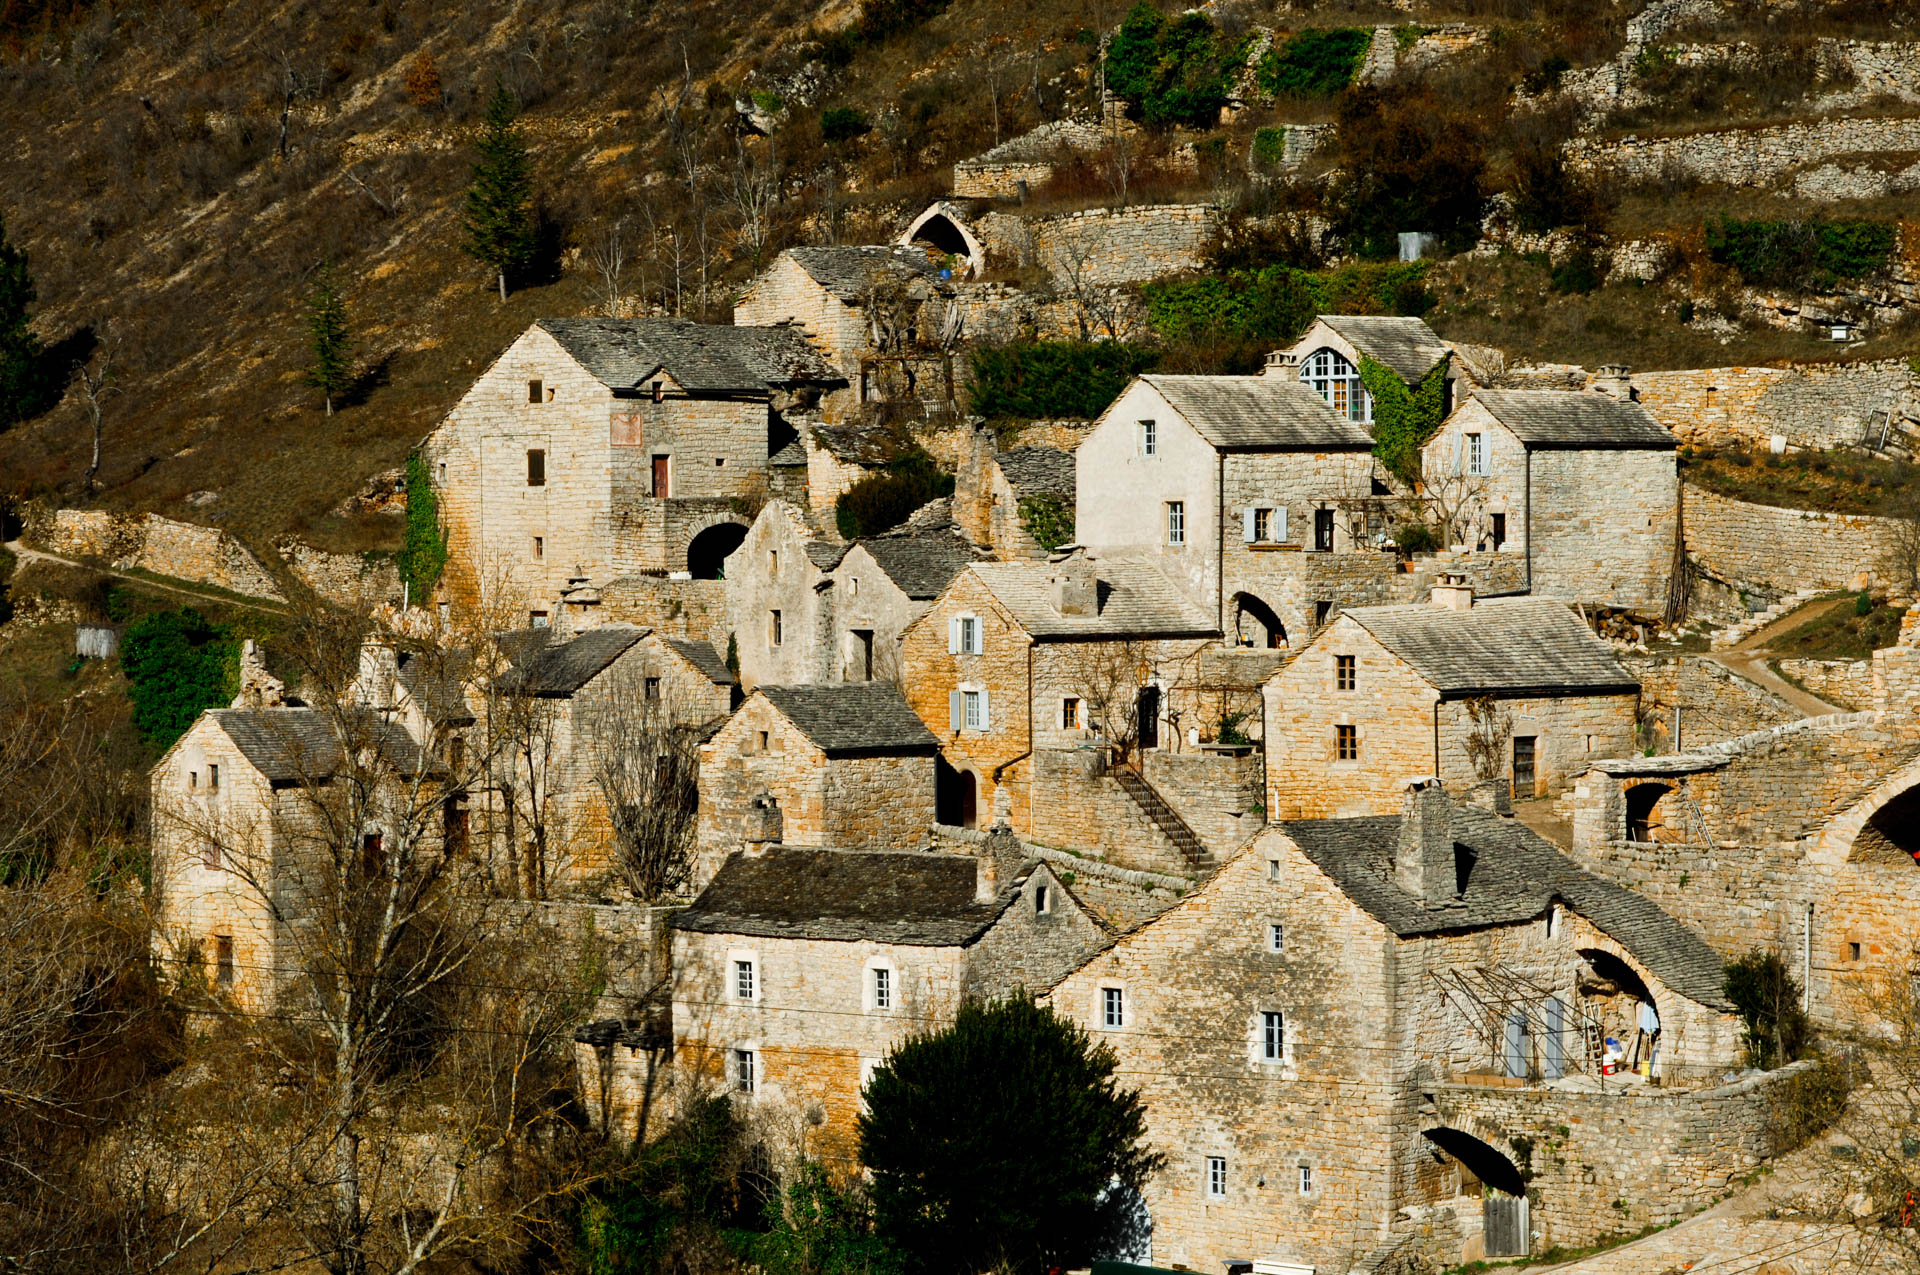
[805,541,852,571]
[857,530,990,600]
[1470,389,1678,450]
[395,652,474,725]
[535,318,841,395]
[1310,315,1451,382]
[1139,375,1374,451]
[495,624,647,698]
[997,446,1076,501]
[809,420,898,465]
[208,708,429,786]
[1279,804,1731,1009]
[1341,599,1637,699]
[757,682,940,755]
[673,848,1025,945]
[787,245,942,305]
[968,559,1218,640]
[665,637,736,687]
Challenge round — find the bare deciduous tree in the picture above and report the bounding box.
[77,322,120,495]
[586,673,704,901]
[723,134,780,272]
[587,217,629,319]
[1462,695,1512,785]
[1048,222,1122,342]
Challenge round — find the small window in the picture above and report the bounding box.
[1546,906,1561,940]
[1336,724,1358,762]
[757,730,770,752]
[1268,922,1285,954]
[1335,654,1355,692]
[1205,1155,1227,1200]
[873,966,892,1011]
[527,378,543,403]
[1262,1010,1285,1062]
[1035,884,1052,915]
[1514,735,1538,795]
[1102,986,1125,1029]
[770,610,783,647]
[734,1048,755,1093]
[526,449,546,486]
[361,832,384,877]
[1062,697,1082,730]
[1850,941,1863,961]
[201,838,221,871]
[1139,419,1157,456]
[1314,600,1333,627]
[963,690,984,732]
[1266,859,1280,882]
[1491,512,1507,549]
[652,379,664,404]
[644,676,661,700]
[850,576,859,597]
[769,549,778,575]
[1298,1163,1313,1195]
[1166,501,1185,546]
[207,763,219,791]
[215,934,234,987]
[1253,507,1273,542]
[715,457,726,467]
[958,615,982,655]
[1466,431,1488,477]
[532,535,544,559]
[529,610,550,628]
[734,958,756,1002]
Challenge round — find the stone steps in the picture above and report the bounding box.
[1112,766,1214,872]
[1709,587,1824,649]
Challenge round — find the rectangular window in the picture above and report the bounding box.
[207,763,219,791]
[873,967,892,1011]
[963,690,984,731]
[1336,724,1358,762]
[769,549,779,575]
[757,730,770,752]
[361,833,384,878]
[1315,600,1333,627]
[1166,501,1185,546]
[526,449,546,486]
[1467,432,1488,476]
[1268,922,1285,953]
[1266,859,1280,882]
[215,934,234,987]
[1335,654,1355,691]
[527,379,543,403]
[770,611,783,647]
[1299,1164,1313,1195]
[652,379,664,404]
[1102,986,1125,1029]
[1205,1156,1227,1200]
[1139,419,1156,456]
[1262,1010,1286,1062]
[1253,507,1273,542]
[188,770,197,790]
[443,797,470,857]
[532,535,544,559]
[651,454,670,497]
[1490,511,1506,549]
[201,839,221,871]
[1035,884,1051,914]
[1514,735,1538,795]
[1314,508,1334,552]
[734,1048,755,1093]
[959,615,982,655]
[644,676,661,700]
[1061,697,1081,730]
[529,610,550,628]
[735,959,756,1002]
[1850,941,1863,961]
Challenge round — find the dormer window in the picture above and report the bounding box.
[1300,349,1373,423]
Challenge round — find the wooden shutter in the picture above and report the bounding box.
[978,688,990,731]
[948,617,960,654]
[949,690,962,732]
[1276,507,1288,542]
[1242,507,1256,542]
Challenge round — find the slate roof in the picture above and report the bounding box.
[1342,599,1638,698]
[665,637,736,687]
[769,439,808,467]
[969,559,1219,640]
[788,245,942,305]
[997,446,1076,501]
[809,420,897,465]
[1312,315,1452,382]
[757,682,940,755]
[209,708,429,785]
[495,624,647,698]
[536,318,840,394]
[858,531,989,600]
[805,541,852,571]
[1279,804,1732,1009]
[1140,375,1375,451]
[673,848,1015,945]
[1471,389,1678,450]
[395,652,474,725]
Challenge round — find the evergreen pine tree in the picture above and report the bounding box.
[0,211,44,429]
[462,88,535,300]
[305,263,354,416]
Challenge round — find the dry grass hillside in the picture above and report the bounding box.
[1,0,1916,558]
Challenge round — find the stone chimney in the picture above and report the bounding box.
[1395,778,1455,904]
[1050,547,1098,617]
[557,574,603,636]
[1263,349,1301,379]
[351,638,399,710]
[231,638,287,709]
[975,851,1000,902]
[1430,573,1474,612]
[1591,364,1635,401]
[743,793,783,855]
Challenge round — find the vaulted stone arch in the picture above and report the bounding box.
[687,519,749,580]
[1820,755,1920,866]
[899,203,986,278]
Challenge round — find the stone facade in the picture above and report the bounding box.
[1683,483,1899,597]
[975,204,1221,288]
[950,118,1111,199]
[726,502,836,691]
[1623,653,1800,749]
[733,254,868,384]
[1777,657,1875,712]
[41,508,286,602]
[1633,361,1915,453]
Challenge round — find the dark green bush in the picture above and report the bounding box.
[1103,2,1246,129]
[1326,86,1487,259]
[1705,217,1895,291]
[821,106,872,142]
[1251,126,1289,170]
[1256,28,1370,97]
[1725,949,1812,1070]
[1549,247,1604,295]
[968,342,1160,420]
[120,608,238,749]
[397,450,447,602]
[1509,137,1609,234]
[1855,589,1874,616]
[1017,495,1074,553]
[1143,262,1433,351]
[1395,521,1439,555]
[836,450,955,539]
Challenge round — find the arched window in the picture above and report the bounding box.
[1300,348,1373,423]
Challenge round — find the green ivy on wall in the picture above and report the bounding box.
[398,450,448,602]
[1359,352,1449,484]
[1017,494,1075,553]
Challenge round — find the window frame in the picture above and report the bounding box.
[1336,723,1358,762]
[1298,1163,1313,1195]
[1166,500,1185,547]
[733,956,758,1003]
[527,378,544,404]
[1335,654,1356,692]
[870,964,893,1012]
[770,610,783,647]
[526,448,547,487]
[733,1047,756,1093]
[1205,1155,1227,1200]
[1138,419,1157,456]
[1101,985,1126,1030]
[1261,1009,1287,1064]
[962,689,984,732]
[1466,431,1488,477]
[1299,348,1373,423]
[1061,696,1082,730]
[1268,921,1285,954]
[214,934,235,987]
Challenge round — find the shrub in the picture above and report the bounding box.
[1017,495,1074,553]
[1856,589,1874,616]
[1725,949,1812,1070]
[1104,2,1246,130]
[836,450,955,539]
[120,608,239,750]
[403,49,442,108]
[1251,126,1289,170]
[1705,216,1895,291]
[1144,261,1433,358]
[1204,214,1324,272]
[1549,245,1604,295]
[1325,86,1488,258]
[1256,28,1371,97]
[1395,521,1439,555]
[1520,53,1571,95]
[821,106,872,143]
[969,342,1160,420]
[1508,137,1608,234]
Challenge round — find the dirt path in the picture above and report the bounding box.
[4,539,285,615]
[1707,596,1851,719]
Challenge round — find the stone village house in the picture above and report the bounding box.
[1265,588,1641,820]
[1277,314,1467,426]
[425,317,843,621]
[953,423,1078,562]
[1047,782,1751,1273]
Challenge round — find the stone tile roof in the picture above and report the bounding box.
[996,446,1075,501]
[396,652,473,725]
[1141,375,1375,451]
[536,318,840,394]
[665,637,736,687]
[859,530,990,600]
[769,439,808,466]
[757,682,940,754]
[809,420,898,465]
[209,708,428,785]
[1473,389,1678,450]
[1280,804,1732,1010]
[788,245,942,305]
[496,624,647,698]
[673,847,1016,945]
[805,541,852,570]
[1343,599,1638,698]
[969,559,1219,640]
[1314,315,1451,382]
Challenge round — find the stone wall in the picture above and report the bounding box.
[976,203,1221,288]
[1027,747,1205,876]
[1683,483,1897,596]
[277,539,403,607]
[42,508,286,602]
[1569,115,1920,188]
[1622,653,1799,749]
[1141,748,1265,854]
[1634,362,1914,452]
[1777,657,1875,711]
[601,576,730,651]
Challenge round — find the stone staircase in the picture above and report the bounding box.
[1710,587,1824,649]
[1112,765,1213,872]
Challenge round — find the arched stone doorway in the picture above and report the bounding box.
[899,203,986,277]
[1231,592,1288,649]
[1852,782,1920,862]
[936,757,979,830]
[1624,782,1673,842]
[1579,947,1661,1074]
[1421,1127,1530,1259]
[686,522,748,580]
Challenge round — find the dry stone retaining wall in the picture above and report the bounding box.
[1682,483,1897,595]
[1569,115,1920,188]
[1777,657,1874,711]
[976,204,1220,287]
[277,539,403,607]
[42,509,286,602]
[1634,361,1913,452]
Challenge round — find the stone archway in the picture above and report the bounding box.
[899,203,986,277]
[1230,591,1288,649]
[1420,1126,1531,1259]
[687,522,748,580]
